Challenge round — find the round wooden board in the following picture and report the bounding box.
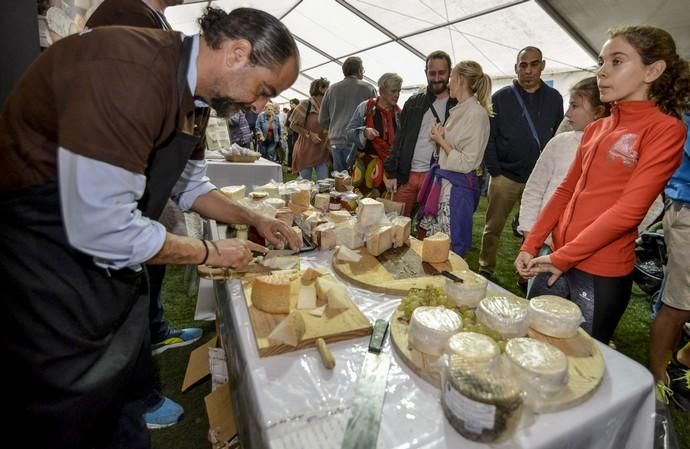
[390,309,605,413]
[332,239,469,295]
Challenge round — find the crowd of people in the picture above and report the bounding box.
[2,1,690,447]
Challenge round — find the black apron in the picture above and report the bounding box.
[0,36,200,449]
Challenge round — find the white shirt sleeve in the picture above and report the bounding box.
[58,147,167,269]
[170,159,217,211]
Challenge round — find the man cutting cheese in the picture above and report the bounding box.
[0,7,300,449]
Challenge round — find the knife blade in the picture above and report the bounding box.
[422,262,464,283]
[341,319,390,449]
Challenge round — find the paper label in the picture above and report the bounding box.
[444,381,495,433]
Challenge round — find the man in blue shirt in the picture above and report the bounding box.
[479,46,563,279]
[650,113,690,409]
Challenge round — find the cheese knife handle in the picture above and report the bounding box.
[316,338,336,369]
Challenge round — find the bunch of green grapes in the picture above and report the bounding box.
[399,285,454,320]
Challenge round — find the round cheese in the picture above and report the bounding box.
[422,232,450,263]
[409,306,462,356]
[476,296,528,338]
[528,295,583,338]
[251,272,294,314]
[442,357,523,443]
[265,197,286,209]
[445,271,489,308]
[447,332,499,368]
[505,337,569,397]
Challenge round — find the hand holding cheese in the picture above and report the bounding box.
[254,215,302,252]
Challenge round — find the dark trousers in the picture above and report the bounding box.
[148,263,169,343]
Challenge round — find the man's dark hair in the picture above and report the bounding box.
[290,98,300,106]
[199,7,299,68]
[516,46,543,63]
[424,50,451,73]
[342,57,363,77]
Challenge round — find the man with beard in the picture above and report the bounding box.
[479,47,562,280]
[384,50,457,217]
[86,0,205,431]
[0,7,300,449]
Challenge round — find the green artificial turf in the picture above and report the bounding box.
[153,176,689,448]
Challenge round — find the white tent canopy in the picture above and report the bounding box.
[165,0,690,104]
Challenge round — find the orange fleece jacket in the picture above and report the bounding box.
[521,101,686,276]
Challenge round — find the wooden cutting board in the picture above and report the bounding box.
[332,239,469,295]
[390,308,605,413]
[197,256,300,279]
[243,273,372,357]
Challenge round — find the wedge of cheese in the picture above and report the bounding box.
[297,283,317,309]
[219,185,245,201]
[408,306,462,356]
[267,311,306,347]
[313,222,337,250]
[336,246,362,263]
[357,198,385,228]
[308,304,327,317]
[314,193,330,212]
[334,221,364,249]
[251,272,293,314]
[391,216,411,248]
[301,265,330,282]
[422,232,450,263]
[315,277,350,311]
[366,225,393,256]
[328,210,351,224]
[291,226,303,243]
[290,189,311,207]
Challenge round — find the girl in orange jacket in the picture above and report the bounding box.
[515,26,690,342]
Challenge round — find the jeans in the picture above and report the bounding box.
[331,143,354,173]
[259,141,278,161]
[299,162,329,181]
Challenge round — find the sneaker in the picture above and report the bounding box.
[152,327,203,355]
[667,358,690,411]
[144,396,184,429]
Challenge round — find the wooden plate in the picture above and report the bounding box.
[332,239,469,295]
[224,154,260,162]
[390,308,605,413]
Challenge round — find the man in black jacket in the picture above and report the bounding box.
[479,46,563,278]
[383,50,457,217]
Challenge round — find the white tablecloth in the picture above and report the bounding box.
[206,158,282,191]
[217,250,655,449]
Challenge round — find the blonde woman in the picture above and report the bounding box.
[418,61,492,256]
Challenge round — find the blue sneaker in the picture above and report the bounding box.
[152,327,203,355]
[144,396,184,429]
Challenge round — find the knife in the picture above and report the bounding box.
[341,319,391,449]
[421,262,464,283]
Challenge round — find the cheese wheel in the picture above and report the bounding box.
[422,232,450,263]
[251,272,294,314]
[528,295,583,338]
[476,296,529,338]
[290,189,311,207]
[409,306,462,356]
[446,332,499,368]
[444,271,488,308]
[505,338,569,397]
[264,197,286,209]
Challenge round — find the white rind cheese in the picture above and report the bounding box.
[476,296,529,338]
[444,271,489,308]
[422,232,450,263]
[251,272,294,314]
[505,338,569,397]
[314,193,330,212]
[357,198,385,228]
[528,295,583,338]
[334,221,364,249]
[447,332,499,367]
[409,306,463,356]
